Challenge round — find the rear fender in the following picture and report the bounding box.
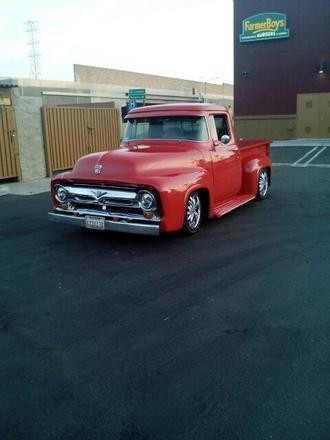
[241,158,272,195]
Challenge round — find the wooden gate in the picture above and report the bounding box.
[42,106,121,175]
[0,107,21,181]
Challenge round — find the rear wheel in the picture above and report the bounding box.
[184,191,202,234]
[257,169,269,200]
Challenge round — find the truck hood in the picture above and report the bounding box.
[68,143,206,183]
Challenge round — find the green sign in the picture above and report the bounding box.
[128,89,146,100]
[240,12,290,43]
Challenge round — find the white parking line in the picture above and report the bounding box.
[303,146,327,166]
[273,163,330,169]
[306,163,330,169]
[272,145,329,168]
[291,147,318,166]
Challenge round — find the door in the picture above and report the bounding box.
[209,114,241,202]
[0,107,21,181]
[319,94,330,138]
[297,93,330,138]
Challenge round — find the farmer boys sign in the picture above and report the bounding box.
[240,12,290,43]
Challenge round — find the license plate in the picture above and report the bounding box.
[84,216,105,230]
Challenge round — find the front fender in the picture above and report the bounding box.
[157,168,212,233]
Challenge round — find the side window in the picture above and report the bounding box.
[213,115,230,141]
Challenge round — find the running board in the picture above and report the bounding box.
[214,194,256,217]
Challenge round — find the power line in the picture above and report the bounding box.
[25,20,41,79]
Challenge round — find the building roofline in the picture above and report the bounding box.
[74,64,233,88]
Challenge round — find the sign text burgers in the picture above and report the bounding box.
[240,13,290,43]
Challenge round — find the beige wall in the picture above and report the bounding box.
[2,76,233,181]
[74,64,233,100]
[234,115,297,140]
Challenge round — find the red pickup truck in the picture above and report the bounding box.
[48,103,272,235]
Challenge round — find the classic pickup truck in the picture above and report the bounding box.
[48,103,272,235]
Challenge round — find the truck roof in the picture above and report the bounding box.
[128,103,228,115]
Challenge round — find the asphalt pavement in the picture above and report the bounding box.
[0,157,330,439]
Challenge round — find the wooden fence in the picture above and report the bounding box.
[0,107,21,181]
[42,106,121,175]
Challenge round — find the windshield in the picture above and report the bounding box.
[124,116,209,141]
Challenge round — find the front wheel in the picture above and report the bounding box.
[257,169,269,200]
[184,191,202,234]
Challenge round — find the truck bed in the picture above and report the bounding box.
[237,139,271,161]
[237,140,271,149]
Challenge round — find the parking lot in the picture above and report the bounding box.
[0,146,330,440]
[271,143,330,168]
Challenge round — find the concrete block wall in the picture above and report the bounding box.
[5,76,233,181]
[13,91,47,181]
[234,115,297,140]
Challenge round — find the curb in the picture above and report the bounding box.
[0,178,50,196]
[0,186,10,197]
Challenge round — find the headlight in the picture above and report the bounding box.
[138,190,156,211]
[54,185,68,203]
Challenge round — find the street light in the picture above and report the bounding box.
[199,76,223,103]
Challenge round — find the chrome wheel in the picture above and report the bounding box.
[258,170,269,199]
[185,191,202,233]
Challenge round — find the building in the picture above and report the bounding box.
[73,64,233,116]
[234,0,330,140]
[0,69,233,182]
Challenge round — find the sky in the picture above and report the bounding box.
[0,0,234,84]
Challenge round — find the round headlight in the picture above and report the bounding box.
[55,185,68,203]
[139,190,156,211]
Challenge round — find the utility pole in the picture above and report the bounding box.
[25,20,41,79]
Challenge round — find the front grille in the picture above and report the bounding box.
[55,184,159,223]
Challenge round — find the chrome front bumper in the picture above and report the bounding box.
[48,212,160,236]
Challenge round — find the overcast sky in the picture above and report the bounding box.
[0,0,233,84]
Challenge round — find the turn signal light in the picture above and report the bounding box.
[143,210,154,220]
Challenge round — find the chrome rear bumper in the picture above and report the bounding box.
[48,212,160,236]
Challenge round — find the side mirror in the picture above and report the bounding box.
[220,135,230,144]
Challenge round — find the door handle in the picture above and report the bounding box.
[7,130,16,143]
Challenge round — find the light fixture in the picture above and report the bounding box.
[55,185,68,203]
[318,61,325,75]
[138,190,156,211]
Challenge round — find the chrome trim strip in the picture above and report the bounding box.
[48,212,160,236]
[70,183,138,191]
[55,207,159,222]
[66,199,136,208]
[62,186,138,201]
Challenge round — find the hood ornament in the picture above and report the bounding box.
[94,164,103,175]
[91,190,107,199]
[130,145,150,150]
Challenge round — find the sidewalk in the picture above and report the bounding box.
[0,178,50,197]
[271,138,330,147]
